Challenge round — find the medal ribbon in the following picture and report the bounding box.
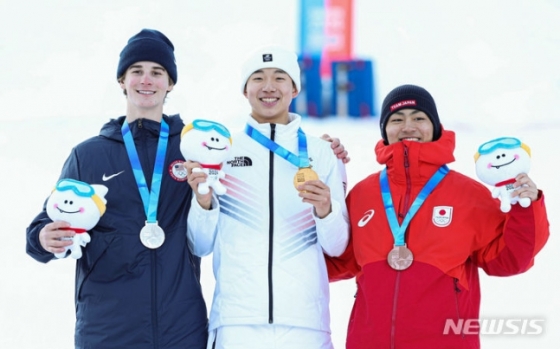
[121,119,169,223]
[245,124,310,168]
[380,165,449,246]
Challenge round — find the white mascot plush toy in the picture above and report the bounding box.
[180,119,232,195]
[46,178,108,259]
[474,137,531,213]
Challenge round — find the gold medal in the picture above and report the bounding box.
[387,245,414,270]
[293,167,319,191]
[140,222,165,249]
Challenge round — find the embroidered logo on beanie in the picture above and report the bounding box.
[263,54,273,62]
[390,100,417,112]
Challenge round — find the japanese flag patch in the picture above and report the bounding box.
[432,206,453,227]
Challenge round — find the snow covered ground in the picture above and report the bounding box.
[1,1,558,348]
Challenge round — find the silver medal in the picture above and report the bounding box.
[140,221,165,249]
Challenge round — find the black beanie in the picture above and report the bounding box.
[379,84,441,144]
[117,29,177,84]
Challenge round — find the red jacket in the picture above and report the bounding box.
[327,130,549,349]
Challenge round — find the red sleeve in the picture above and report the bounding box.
[473,191,550,276]
[325,229,360,282]
[325,189,362,282]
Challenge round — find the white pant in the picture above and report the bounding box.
[207,324,334,349]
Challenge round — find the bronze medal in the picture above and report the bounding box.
[293,167,319,191]
[387,245,414,270]
[140,222,165,249]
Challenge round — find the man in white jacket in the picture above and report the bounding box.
[186,45,349,349]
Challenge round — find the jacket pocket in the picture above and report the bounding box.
[452,277,466,339]
[75,231,116,304]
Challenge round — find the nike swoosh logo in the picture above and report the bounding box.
[102,171,124,181]
[357,209,375,227]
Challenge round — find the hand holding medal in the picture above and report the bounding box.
[294,171,332,219]
[293,167,319,192]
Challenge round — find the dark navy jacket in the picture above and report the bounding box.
[26,115,208,349]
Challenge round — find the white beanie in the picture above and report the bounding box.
[240,45,301,93]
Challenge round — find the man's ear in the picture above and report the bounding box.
[292,88,299,98]
[292,81,299,98]
[118,80,127,96]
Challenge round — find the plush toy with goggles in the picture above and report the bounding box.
[474,137,531,213]
[46,179,108,259]
[180,119,232,195]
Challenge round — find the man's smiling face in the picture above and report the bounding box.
[385,108,434,144]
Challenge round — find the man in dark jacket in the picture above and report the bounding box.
[26,29,208,349]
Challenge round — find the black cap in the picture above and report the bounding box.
[379,84,441,144]
[117,29,177,84]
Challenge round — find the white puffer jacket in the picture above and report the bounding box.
[188,113,349,333]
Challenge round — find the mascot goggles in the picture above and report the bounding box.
[192,119,231,138]
[56,179,95,197]
[477,137,521,155]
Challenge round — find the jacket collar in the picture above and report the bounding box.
[375,127,456,185]
[100,114,185,142]
[246,113,301,140]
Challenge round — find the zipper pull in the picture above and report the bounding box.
[454,278,461,293]
[403,144,409,168]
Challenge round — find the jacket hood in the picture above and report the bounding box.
[99,114,185,141]
[375,127,456,185]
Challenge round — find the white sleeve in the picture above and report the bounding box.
[187,194,220,257]
[314,157,349,257]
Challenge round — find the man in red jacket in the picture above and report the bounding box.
[326,84,550,349]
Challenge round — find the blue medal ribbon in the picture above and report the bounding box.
[380,165,449,246]
[245,124,310,168]
[121,119,169,223]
